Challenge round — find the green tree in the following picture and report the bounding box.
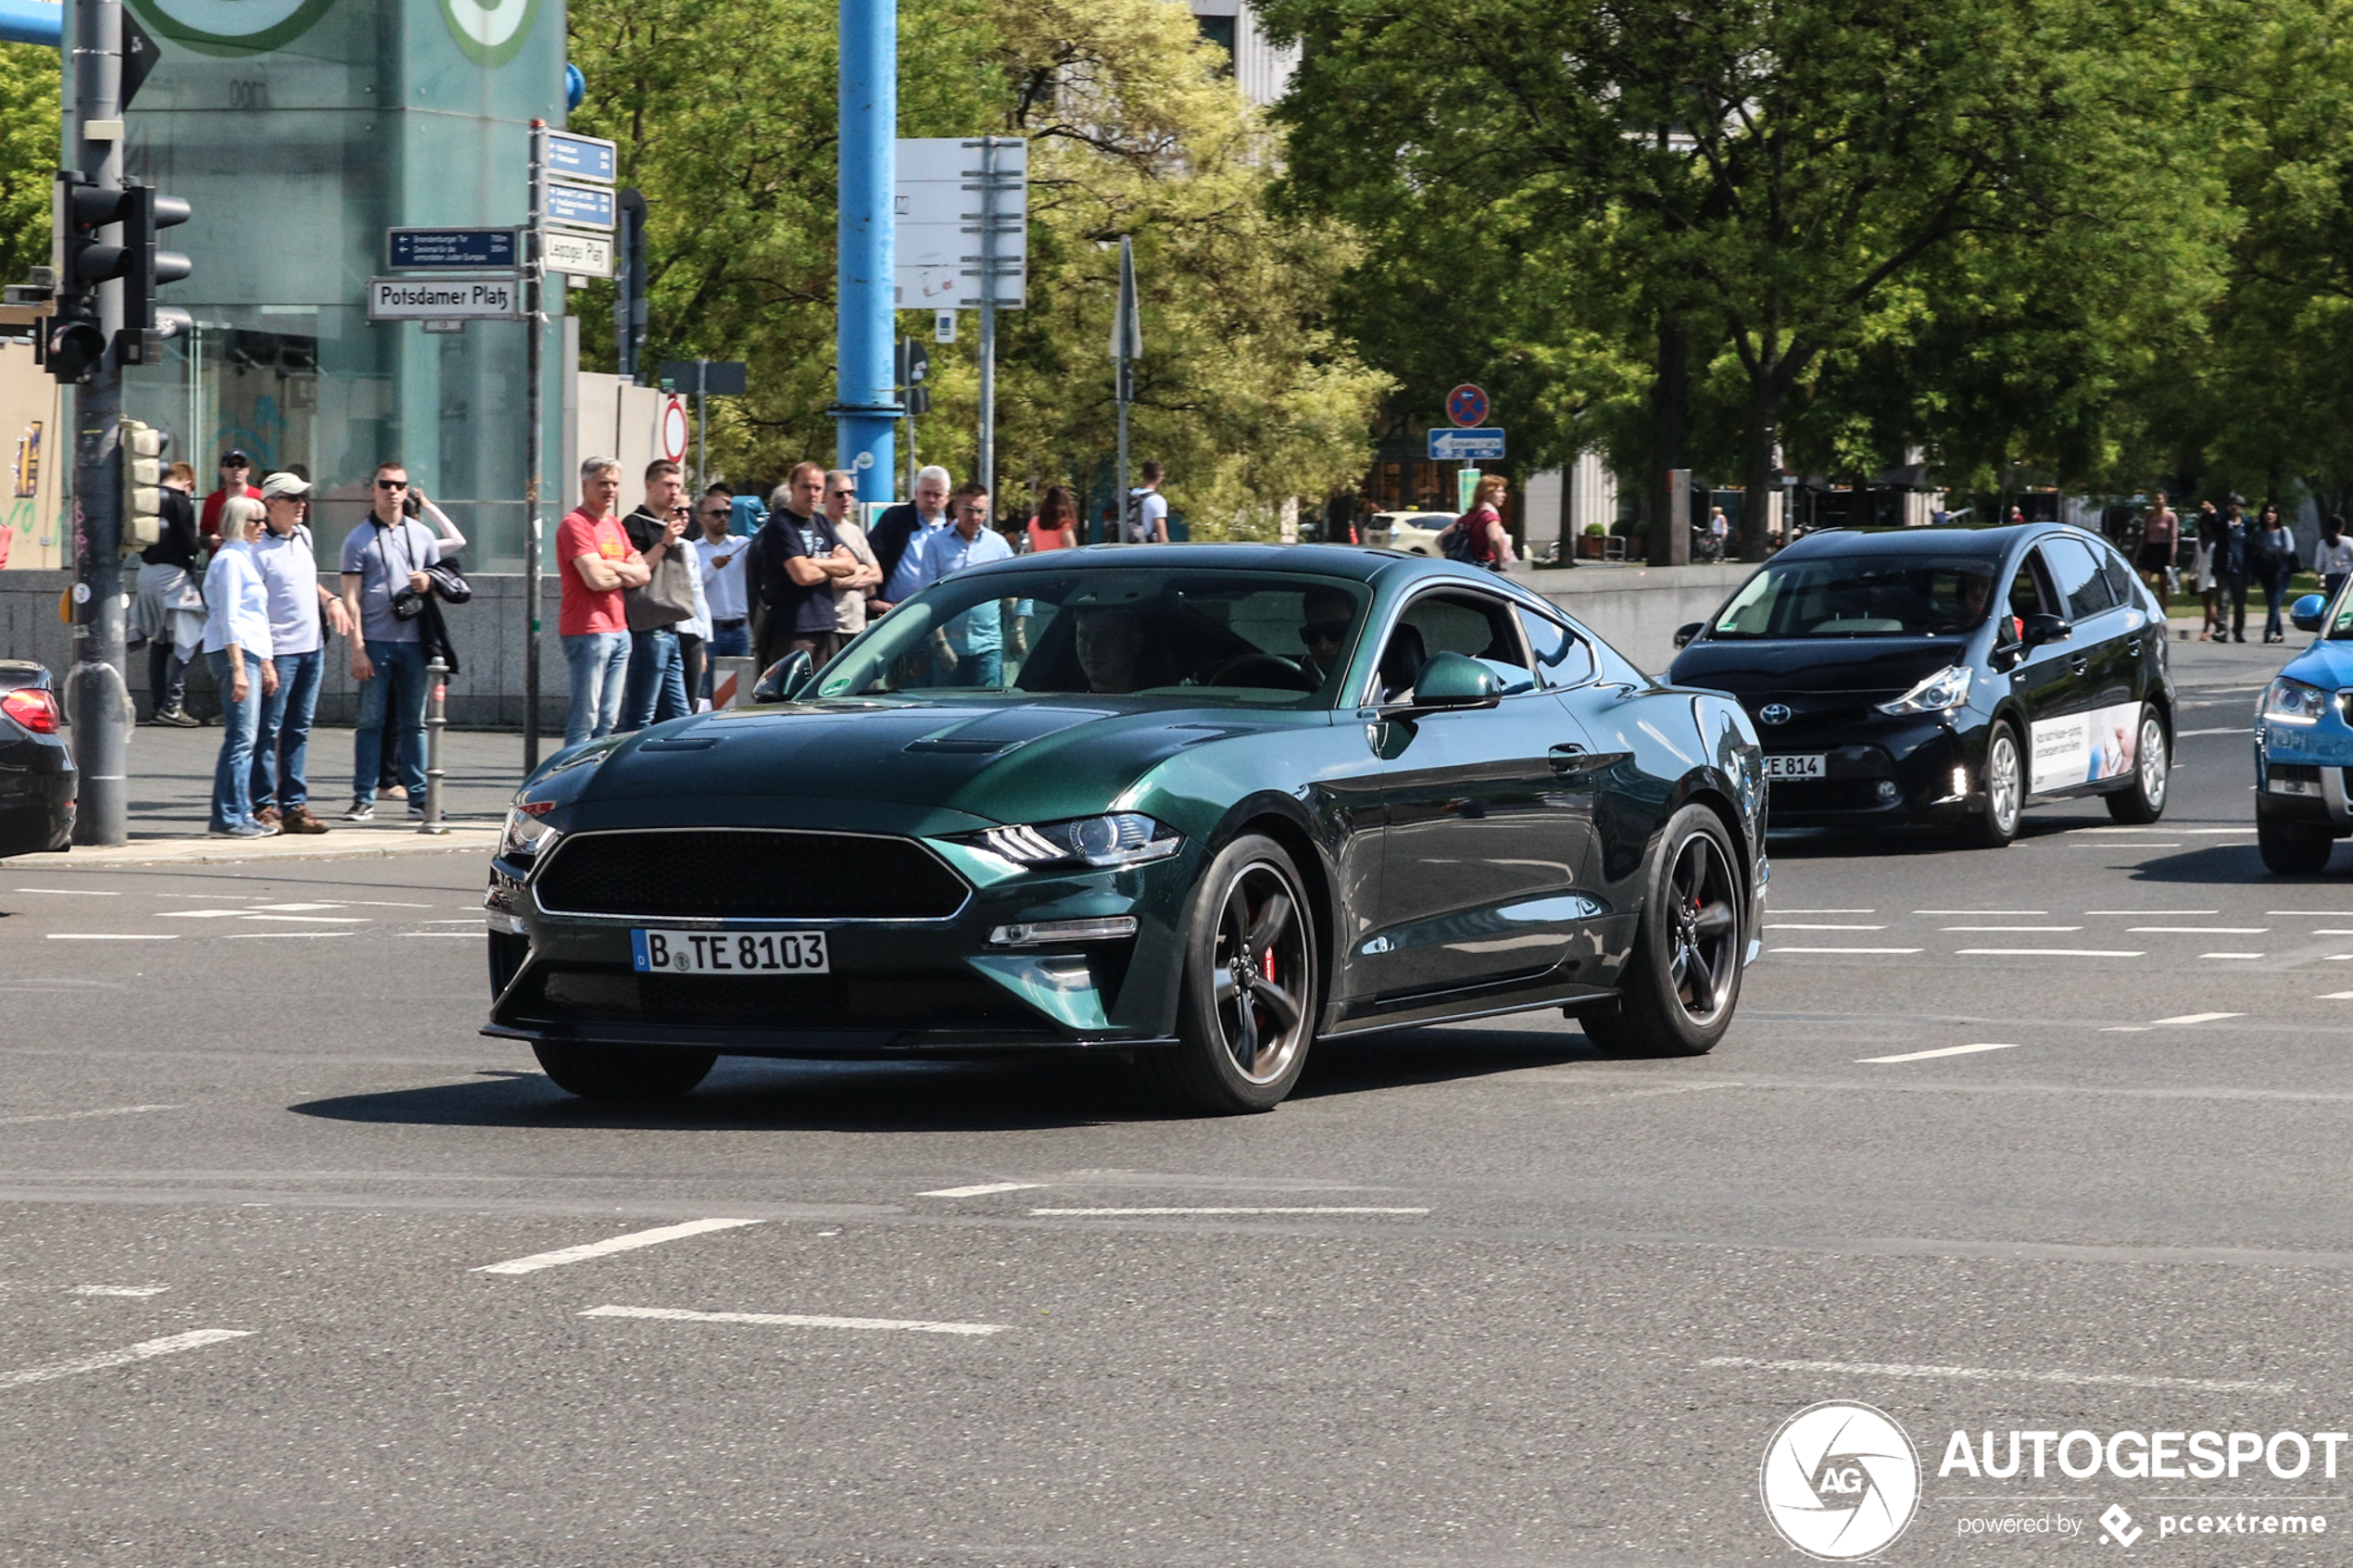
[0,43,58,287]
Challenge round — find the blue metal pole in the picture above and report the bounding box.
[834,0,897,500]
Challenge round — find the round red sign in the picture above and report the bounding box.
[1446,383,1490,428]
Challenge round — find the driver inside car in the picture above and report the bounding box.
[1297,585,1357,680]
[1075,606,1150,694]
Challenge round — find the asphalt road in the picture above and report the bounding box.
[4,633,2349,1567]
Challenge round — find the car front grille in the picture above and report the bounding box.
[1769,778,1900,813]
[535,829,968,921]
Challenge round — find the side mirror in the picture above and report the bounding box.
[2020,612,2071,649]
[751,649,813,704]
[1402,650,1502,711]
[2291,593,2328,633]
[1673,621,1704,649]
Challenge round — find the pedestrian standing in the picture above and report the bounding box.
[371,478,468,802]
[693,487,751,700]
[336,461,443,821]
[200,496,278,837]
[2215,495,2254,644]
[751,461,861,671]
[132,459,206,726]
[2316,515,2353,608]
[1438,475,1516,570]
[906,483,1018,686]
[873,465,954,609]
[2136,491,2179,603]
[248,472,351,834]
[198,448,262,551]
[823,469,884,642]
[1027,484,1079,554]
[2195,500,2225,639]
[557,457,648,749]
[1128,459,1170,543]
[621,459,694,730]
[2255,500,2298,644]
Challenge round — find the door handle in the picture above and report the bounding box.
[2069,655,2091,674]
[1549,744,1624,774]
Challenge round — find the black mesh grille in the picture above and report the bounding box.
[521,965,1035,1031]
[1769,778,1899,813]
[535,830,968,920]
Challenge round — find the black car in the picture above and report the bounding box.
[1668,524,2175,846]
[0,660,74,857]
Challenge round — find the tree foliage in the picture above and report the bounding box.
[0,43,57,288]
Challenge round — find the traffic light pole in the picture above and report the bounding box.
[69,0,127,847]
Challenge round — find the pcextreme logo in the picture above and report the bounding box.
[441,0,540,67]
[1760,1401,1922,1560]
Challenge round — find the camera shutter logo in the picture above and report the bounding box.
[1760,702,1793,726]
[1759,1401,1919,1560]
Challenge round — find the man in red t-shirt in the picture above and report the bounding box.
[199,450,264,550]
[558,456,649,748]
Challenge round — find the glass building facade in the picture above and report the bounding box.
[95,0,567,569]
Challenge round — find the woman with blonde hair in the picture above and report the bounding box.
[199,495,279,836]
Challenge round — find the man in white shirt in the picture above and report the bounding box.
[1128,459,1169,543]
[248,472,352,834]
[877,465,957,606]
[694,486,750,657]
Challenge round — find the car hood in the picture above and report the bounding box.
[2281,639,2353,692]
[574,696,1313,823]
[1667,637,1970,699]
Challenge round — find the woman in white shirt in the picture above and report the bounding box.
[2317,515,2353,608]
[200,496,280,837]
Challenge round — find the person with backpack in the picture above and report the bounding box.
[1127,460,1170,543]
[247,472,352,834]
[1438,475,1516,571]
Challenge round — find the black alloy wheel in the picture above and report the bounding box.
[1145,833,1319,1113]
[532,1042,716,1100]
[1584,804,1743,1058]
[2104,705,2171,823]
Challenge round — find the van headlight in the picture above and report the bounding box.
[2262,676,2330,725]
[965,813,1181,871]
[1877,664,1973,716]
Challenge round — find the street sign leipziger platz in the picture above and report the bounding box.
[1428,428,1505,461]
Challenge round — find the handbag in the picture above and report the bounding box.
[426,558,472,604]
[626,541,698,631]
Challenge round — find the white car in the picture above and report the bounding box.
[1365,510,1455,555]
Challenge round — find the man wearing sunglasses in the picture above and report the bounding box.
[336,461,442,822]
[1297,584,1358,682]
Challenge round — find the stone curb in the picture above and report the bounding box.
[1,825,499,872]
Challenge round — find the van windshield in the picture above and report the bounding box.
[1707,556,2000,638]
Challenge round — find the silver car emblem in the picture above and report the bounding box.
[1759,703,1793,726]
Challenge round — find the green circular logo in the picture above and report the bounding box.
[124,0,335,57]
[440,0,540,67]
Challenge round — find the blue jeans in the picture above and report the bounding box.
[703,622,749,702]
[623,626,688,731]
[562,631,631,748]
[2264,574,2292,640]
[251,646,322,809]
[353,639,428,808]
[938,646,1003,687]
[206,648,263,830]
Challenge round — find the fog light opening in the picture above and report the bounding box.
[1875,780,1900,801]
[988,915,1140,947]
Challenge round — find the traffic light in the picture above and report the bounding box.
[44,174,192,381]
[119,185,191,365]
[121,420,163,549]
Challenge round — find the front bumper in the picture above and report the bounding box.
[2256,718,2353,835]
[0,733,76,857]
[1755,715,1982,826]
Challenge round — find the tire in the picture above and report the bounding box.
[1963,721,2025,848]
[1139,833,1319,1114]
[1582,805,1744,1058]
[532,1041,716,1100]
[2258,816,2334,875]
[2105,705,2171,823]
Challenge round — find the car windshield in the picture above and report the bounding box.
[1707,555,2000,638]
[809,569,1373,708]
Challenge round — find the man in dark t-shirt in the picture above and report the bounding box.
[752,461,860,671]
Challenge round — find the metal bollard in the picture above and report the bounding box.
[420,656,450,835]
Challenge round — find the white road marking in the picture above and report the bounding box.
[1032,1206,1429,1216]
[12,887,120,895]
[472,1217,763,1275]
[223,932,348,939]
[2202,953,2266,960]
[1953,948,2144,958]
[2319,992,2353,1000]
[157,909,261,919]
[247,903,346,912]
[2100,1026,2153,1033]
[0,1104,176,1125]
[1766,922,1887,930]
[581,1304,1005,1336]
[2082,826,2259,835]
[0,1329,252,1390]
[2129,925,2268,934]
[44,934,177,941]
[70,1286,168,1297]
[2062,842,2181,848]
[1858,1043,2020,1063]
[1940,924,2082,932]
[1770,908,1876,914]
[2174,727,2248,736]
[400,933,480,938]
[1697,1355,2290,1395]
[918,1182,1048,1198]
[2275,910,2353,917]
[2086,909,2218,915]
[1769,947,1923,955]
[238,914,370,924]
[2152,1012,2244,1025]
[1915,909,2047,915]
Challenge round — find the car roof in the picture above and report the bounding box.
[963,542,1428,584]
[1774,522,2070,560]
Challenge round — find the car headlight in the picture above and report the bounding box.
[1877,664,1973,716]
[967,812,1181,871]
[499,803,562,863]
[2261,676,2330,725]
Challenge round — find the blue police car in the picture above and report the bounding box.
[2255,590,2353,872]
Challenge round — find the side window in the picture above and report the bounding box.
[2041,536,2114,620]
[1388,593,1536,696]
[2095,546,2141,610]
[1516,606,1595,688]
[2004,558,2046,635]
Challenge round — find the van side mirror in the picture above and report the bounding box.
[2020,612,2071,649]
[752,649,814,704]
[1674,621,1704,649]
[2291,593,2328,633]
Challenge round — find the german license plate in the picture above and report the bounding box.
[630,928,830,975]
[1764,754,1826,780]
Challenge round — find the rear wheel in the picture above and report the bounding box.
[1582,806,1744,1058]
[1140,834,1318,1113]
[2258,815,2334,875]
[1963,721,2024,847]
[532,1042,716,1100]
[2105,706,2170,823]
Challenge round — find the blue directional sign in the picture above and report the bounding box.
[1428,427,1505,461]
[546,131,618,184]
[544,181,616,232]
[387,228,519,270]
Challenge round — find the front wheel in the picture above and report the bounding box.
[1963,721,2025,847]
[2105,706,2170,823]
[1582,805,1744,1058]
[2258,815,2334,875]
[532,1042,716,1100]
[1140,834,1318,1113]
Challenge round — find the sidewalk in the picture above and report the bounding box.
[1,722,523,869]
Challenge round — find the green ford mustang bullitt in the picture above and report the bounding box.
[484,545,1768,1113]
